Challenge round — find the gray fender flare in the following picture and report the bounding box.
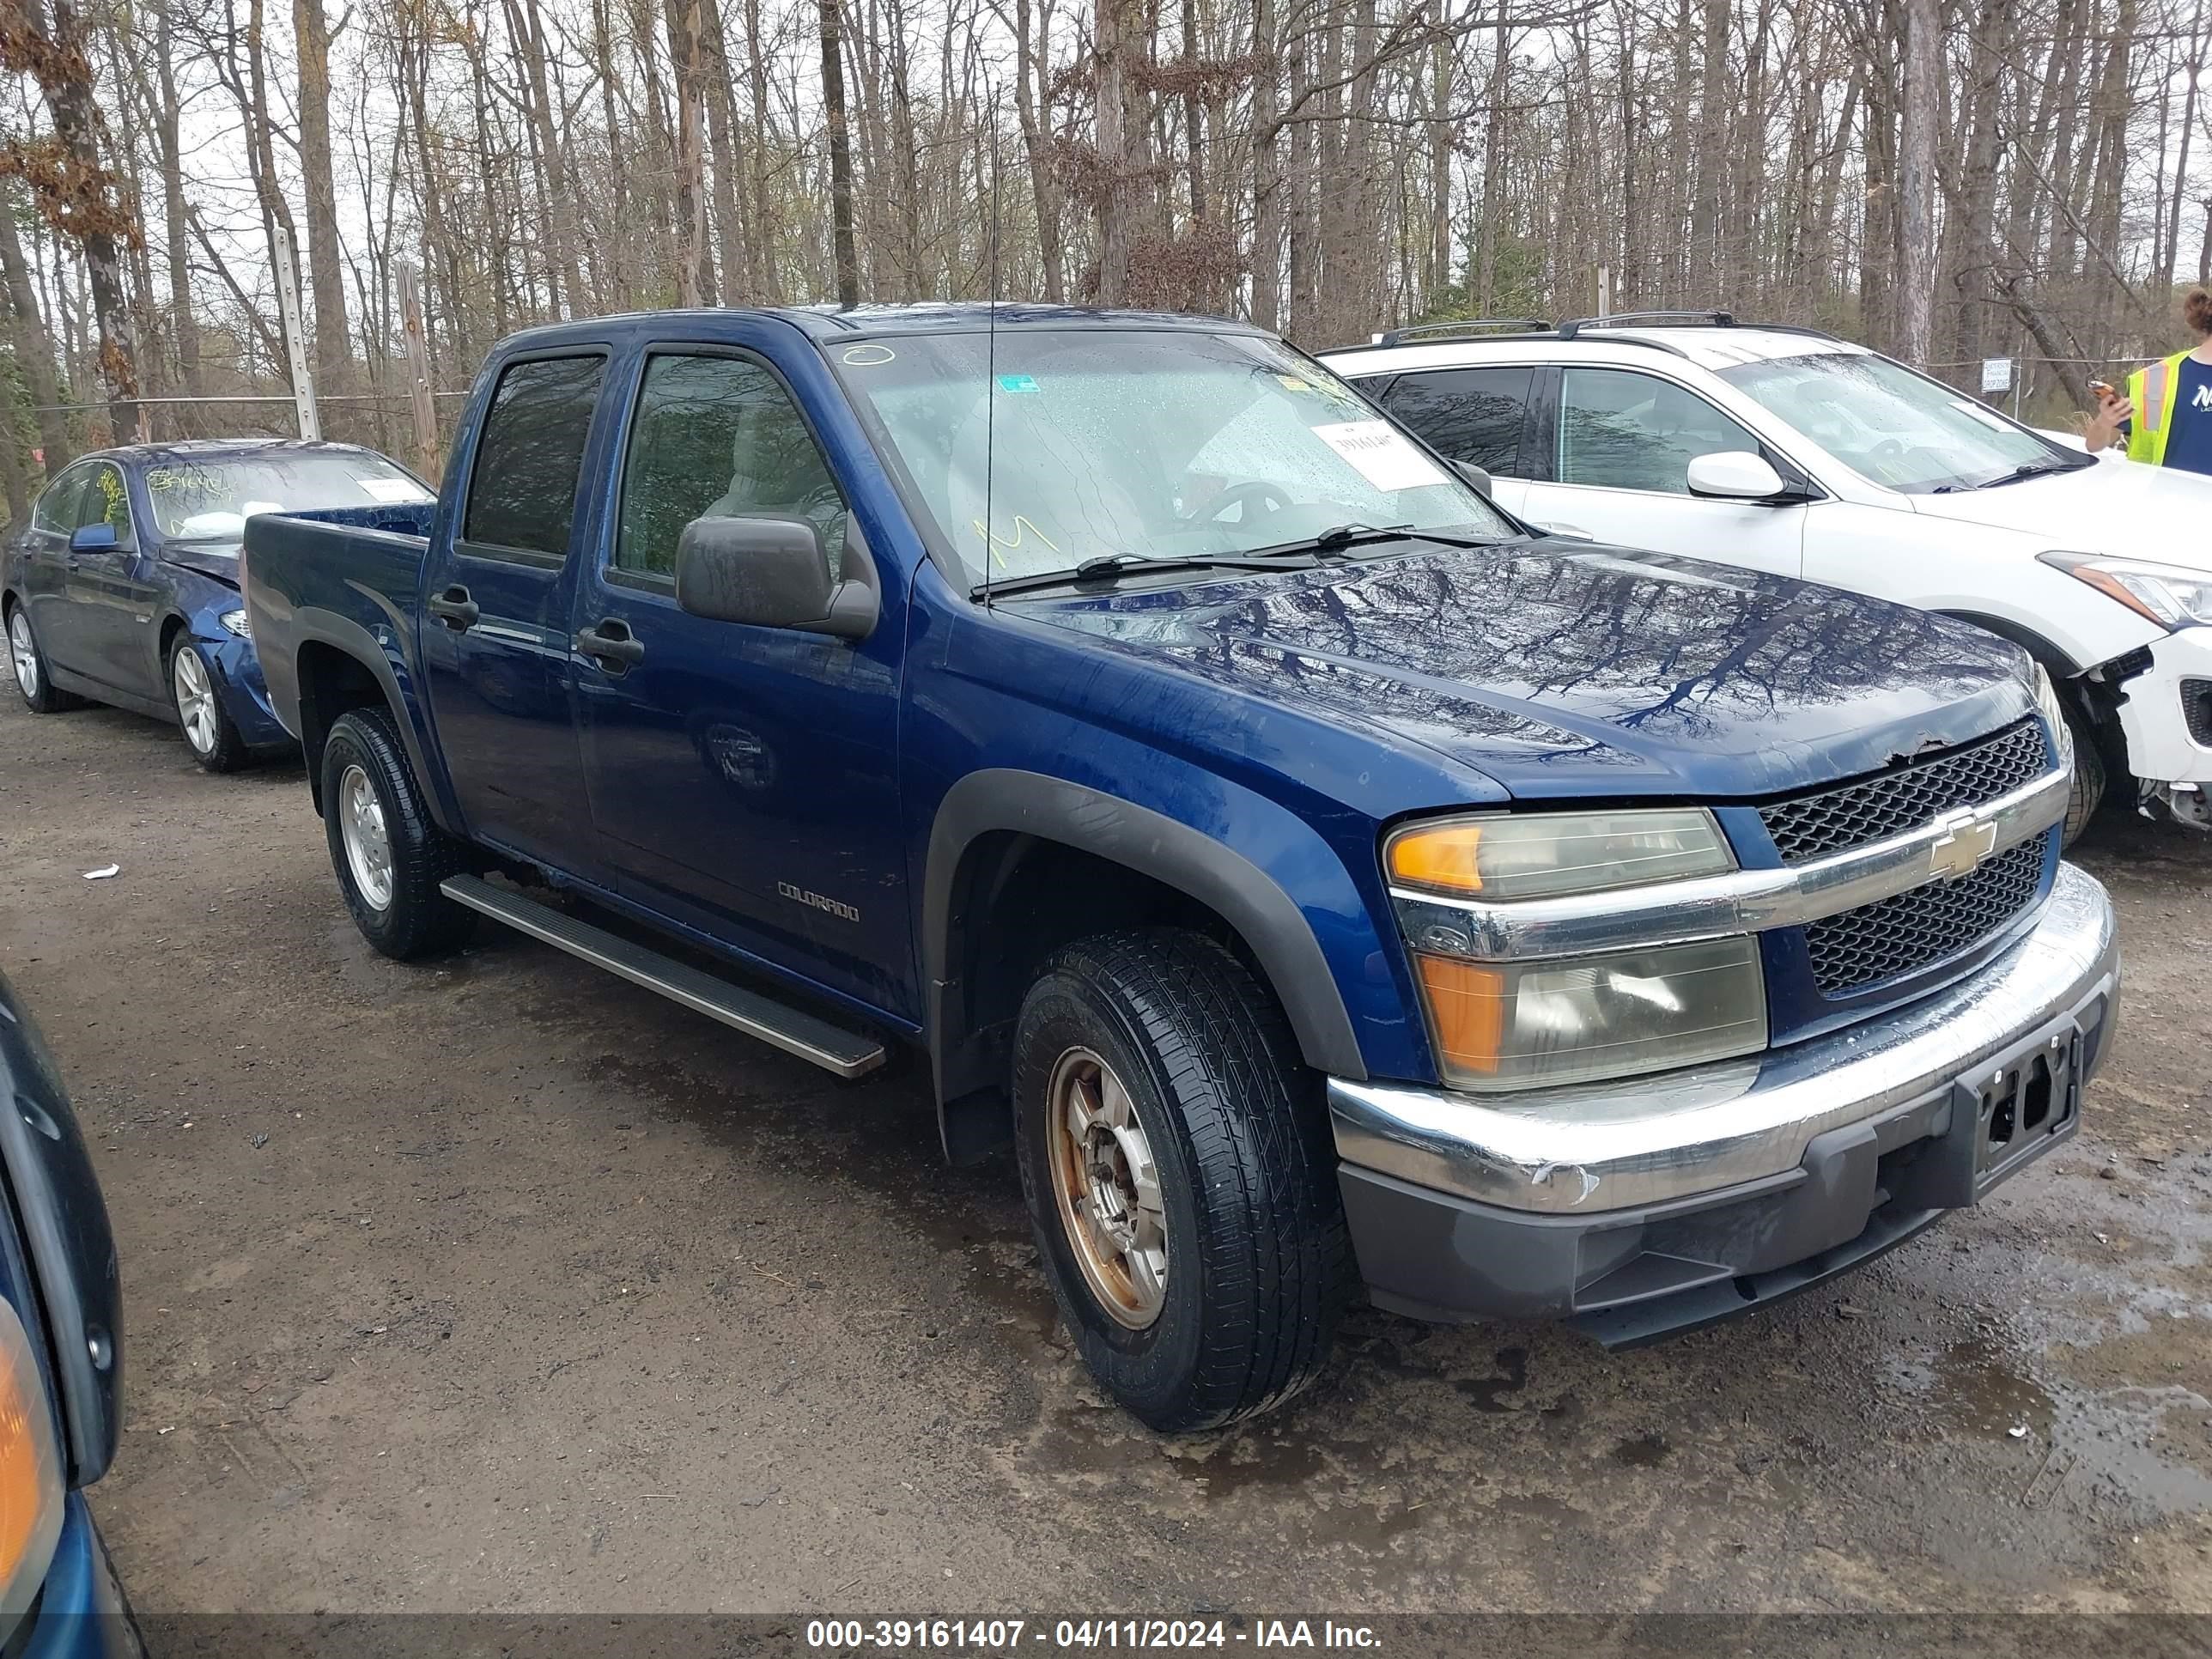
[289,607,460,835]
[922,769,1368,1110]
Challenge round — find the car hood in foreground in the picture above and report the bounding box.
[1020,540,2038,800]
[1910,455,2212,571]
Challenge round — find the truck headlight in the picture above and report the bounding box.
[0,1297,63,1631]
[2039,550,2212,630]
[219,609,251,638]
[1410,937,1767,1091]
[1385,808,1734,900]
[1387,808,1766,1091]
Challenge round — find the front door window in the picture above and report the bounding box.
[1558,368,1763,495]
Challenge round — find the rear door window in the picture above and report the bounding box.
[461,355,607,561]
[1381,367,1534,475]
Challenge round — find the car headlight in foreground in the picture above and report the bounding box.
[1385,811,1766,1091]
[2039,550,2212,630]
[218,609,251,638]
[0,1295,63,1634]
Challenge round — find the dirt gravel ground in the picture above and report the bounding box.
[3,690,2210,1617]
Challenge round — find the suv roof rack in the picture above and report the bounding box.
[1329,311,1850,363]
[1557,309,1735,340]
[1374,318,1553,347]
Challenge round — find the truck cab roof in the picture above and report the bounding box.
[492,302,1264,356]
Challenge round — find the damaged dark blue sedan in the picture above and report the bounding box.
[3,440,432,771]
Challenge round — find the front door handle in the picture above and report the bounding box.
[577,620,646,671]
[428,586,479,630]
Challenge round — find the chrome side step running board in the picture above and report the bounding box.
[439,875,887,1079]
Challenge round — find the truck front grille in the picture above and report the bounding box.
[1802,835,2049,995]
[1757,719,2051,864]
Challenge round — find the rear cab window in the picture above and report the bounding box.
[461,355,608,563]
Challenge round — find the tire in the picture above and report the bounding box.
[1012,928,1356,1433]
[7,604,84,714]
[168,636,252,773]
[319,707,477,959]
[2059,697,2106,848]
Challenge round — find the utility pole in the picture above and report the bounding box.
[273,224,321,441]
[397,262,441,480]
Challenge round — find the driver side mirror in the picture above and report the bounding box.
[1450,459,1494,498]
[69,522,119,555]
[1686,451,1789,501]
[675,514,878,641]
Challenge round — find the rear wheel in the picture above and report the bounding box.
[169,638,251,773]
[1012,929,1355,1433]
[8,605,82,714]
[320,707,476,959]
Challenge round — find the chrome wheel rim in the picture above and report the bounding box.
[337,763,395,911]
[9,612,36,699]
[1045,1046,1168,1329]
[173,647,217,754]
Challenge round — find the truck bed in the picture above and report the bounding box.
[241,503,439,744]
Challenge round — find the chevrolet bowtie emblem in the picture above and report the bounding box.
[1928,809,2000,880]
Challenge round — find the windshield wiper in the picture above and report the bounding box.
[1973,457,2092,489]
[1241,522,1504,560]
[977,550,1319,599]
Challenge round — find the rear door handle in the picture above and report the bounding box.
[428,586,479,630]
[577,620,646,671]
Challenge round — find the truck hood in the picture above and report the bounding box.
[156,542,243,587]
[1910,456,2212,573]
[1021,541,2036,800]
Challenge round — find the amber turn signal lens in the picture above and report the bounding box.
[0,1299,62,1626]
[1389,823,1486,894]
[1386,809,1734,901]
[1411,954,1507,1076]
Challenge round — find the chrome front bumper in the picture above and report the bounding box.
[1331,861,2119,1217]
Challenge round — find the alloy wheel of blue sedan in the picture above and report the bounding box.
[172,647,218,756]
[9,611,36,701]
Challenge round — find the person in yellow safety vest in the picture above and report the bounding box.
[2085,286,2212,473]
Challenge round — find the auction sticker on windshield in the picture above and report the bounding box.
[1312,420,1448,491]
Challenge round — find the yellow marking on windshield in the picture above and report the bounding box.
[970,514,1061,571]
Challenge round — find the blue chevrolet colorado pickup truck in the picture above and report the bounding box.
[241,304,2119,1431]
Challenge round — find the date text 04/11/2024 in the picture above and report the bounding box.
[803,1620,1383,1650]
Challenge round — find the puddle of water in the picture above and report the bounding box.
[1888,1333,2212,1522]
[1611,1431,1669,1467]
[1930,1334,2056,1440]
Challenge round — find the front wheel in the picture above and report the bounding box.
[319,707,476,959]
[1013,929,1355,1433]
[2059,698,2107,847]
[170,638,251,773]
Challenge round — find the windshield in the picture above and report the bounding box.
[832,327,1514,584]
[1717,352,2078,494]
[143,453,434,540]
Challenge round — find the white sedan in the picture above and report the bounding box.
[1322,315,2212,837]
